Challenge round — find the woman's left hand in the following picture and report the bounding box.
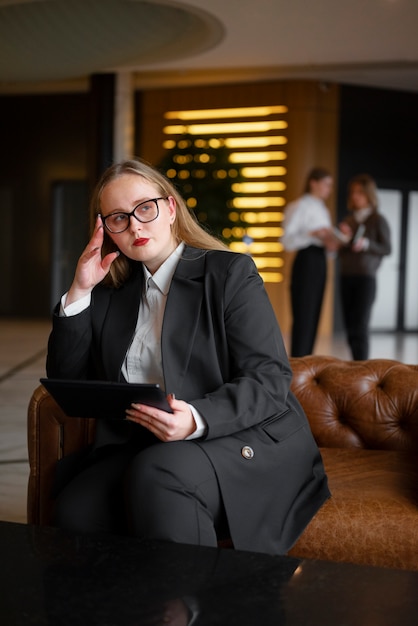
[352,237,368,252]
[125,395,196,441]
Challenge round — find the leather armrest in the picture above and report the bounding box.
[27,385,96,525]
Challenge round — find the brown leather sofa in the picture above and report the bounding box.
[27,355,418,571]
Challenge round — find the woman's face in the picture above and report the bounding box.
[310,176,333,200]
[100,173,177,274]
[349,183,369,210]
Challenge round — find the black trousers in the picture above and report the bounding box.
[53,440,227,547]
[290,245,326,357]
[340,274,376,360]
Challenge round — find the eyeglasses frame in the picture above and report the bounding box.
[100,197,168,233]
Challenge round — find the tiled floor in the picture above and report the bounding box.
[0,318,51,524]
[1,317,418,526]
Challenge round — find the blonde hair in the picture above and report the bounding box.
[90,158,228,287]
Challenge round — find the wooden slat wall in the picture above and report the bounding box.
[135,80,340,338]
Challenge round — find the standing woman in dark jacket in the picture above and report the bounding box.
[338,174,391,360]
[46,158,329,555]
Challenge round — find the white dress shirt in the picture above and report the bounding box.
[60,242,206,439]
[281,193,332,251]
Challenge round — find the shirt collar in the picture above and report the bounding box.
[354,207,373,223]
[143,242,185,295]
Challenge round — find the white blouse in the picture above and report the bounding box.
[60,242,206,439]
[281,193,332,252]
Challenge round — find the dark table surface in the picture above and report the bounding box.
[1,520,417,625]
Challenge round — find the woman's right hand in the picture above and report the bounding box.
[338,221,352,237]
[65,216,119,306]
[311,227,339,252]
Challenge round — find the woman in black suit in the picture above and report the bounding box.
[47,158,329,555]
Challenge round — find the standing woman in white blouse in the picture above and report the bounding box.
[46,158,330,555]
[282,167,337,357]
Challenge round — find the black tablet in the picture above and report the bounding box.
[40,378,173,419]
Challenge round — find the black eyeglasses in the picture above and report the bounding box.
[100,197,167,233]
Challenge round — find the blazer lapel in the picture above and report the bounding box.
[161,248,206,395]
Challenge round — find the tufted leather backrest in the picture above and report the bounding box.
[289,356,418,452]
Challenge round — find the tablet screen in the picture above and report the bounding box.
[40,378,173,419]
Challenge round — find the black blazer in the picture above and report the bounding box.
[47,246,330,554]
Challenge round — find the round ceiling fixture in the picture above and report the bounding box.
[0,0,224,82]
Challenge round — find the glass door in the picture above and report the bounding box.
[370,187,418,332]
[370,189,401,330]
[405,192,418,330]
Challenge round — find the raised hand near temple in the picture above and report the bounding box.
[65,216,119,306]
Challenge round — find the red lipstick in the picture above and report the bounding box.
[133,238,149,246]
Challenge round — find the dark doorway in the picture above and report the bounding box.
[50,181,89,310]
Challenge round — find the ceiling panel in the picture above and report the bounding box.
[0,0,417,92]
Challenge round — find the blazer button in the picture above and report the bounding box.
[241,446,254,460]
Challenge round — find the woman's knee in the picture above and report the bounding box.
[126,442,223,545]
[127,442,215,495]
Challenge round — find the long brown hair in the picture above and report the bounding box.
[347,173,378,212]
[90,158,228,287]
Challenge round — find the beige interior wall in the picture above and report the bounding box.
[137,80,340,338]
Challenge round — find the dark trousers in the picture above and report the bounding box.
[53,440,227,547]
[340,274,376,360]
[290,246,326,357]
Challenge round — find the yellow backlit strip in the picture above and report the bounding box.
[241,166,287,177]
[232,182,286,192]
[164,106,288,120]
[229,151,287,163]
[237,212,284,223]
[232,197,286,208]
[225,136,287,148]
[252,257,284,268]
[245,227,283,238]
[229,242,284,254]
[163,121,288,135]
[259,272,284,283]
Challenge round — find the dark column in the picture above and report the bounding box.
[88,73,115,190]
